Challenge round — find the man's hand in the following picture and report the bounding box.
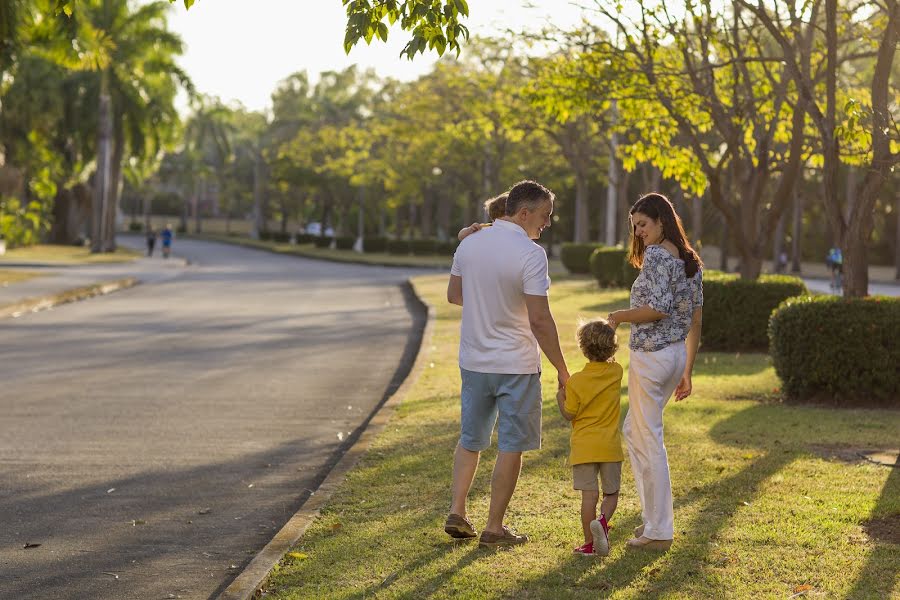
[674,372,692,401]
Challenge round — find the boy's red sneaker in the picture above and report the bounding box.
[573,541,595,556]
[590,514,610,557]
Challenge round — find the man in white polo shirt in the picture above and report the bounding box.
[443,180,570,548]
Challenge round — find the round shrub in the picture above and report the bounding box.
[335,235,355,250]
[128,222,142,232]
[561,243,604,274]
[590,247,630,287]
[363,237,388,253]
[386,239,410,255]
[769,296,899,405]
[409,239,438,255]
[702,271,807,352]
[313,235,333,248]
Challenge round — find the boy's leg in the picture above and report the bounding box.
[581,490,600,544]
[599,461,622,521]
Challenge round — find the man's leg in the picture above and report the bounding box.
[449,442,480,517]
[483,450,522,534]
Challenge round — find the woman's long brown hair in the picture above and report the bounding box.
[628,193,703,278]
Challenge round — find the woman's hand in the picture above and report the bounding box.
[606,311,623,329]
[674,372,692,401]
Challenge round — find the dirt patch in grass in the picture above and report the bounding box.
[862,514,900,545]
[807,444,899,466]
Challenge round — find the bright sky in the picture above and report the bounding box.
[163,0,590,114]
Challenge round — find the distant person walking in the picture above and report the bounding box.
[826,246,843,291]
[160,224,174,259]
[145,227,156,257]
[444,180,569,548]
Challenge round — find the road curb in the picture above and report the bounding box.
[0,277,140,319]
[215,279,436,600]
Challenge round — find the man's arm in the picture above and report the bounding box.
[447,274,463,306]
[525,294,569,387]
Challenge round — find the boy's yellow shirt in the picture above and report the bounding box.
[564,361,624,465]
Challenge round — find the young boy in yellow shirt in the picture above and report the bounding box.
[556,318,624,556]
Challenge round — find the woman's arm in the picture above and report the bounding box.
[607,305,667,329]
[675,307,702,401]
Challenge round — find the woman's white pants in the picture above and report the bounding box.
[624,342,686,540]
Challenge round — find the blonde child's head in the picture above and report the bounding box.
[483,193,508,221]
[577,319,618,362]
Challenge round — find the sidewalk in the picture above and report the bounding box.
[0,240,186,312]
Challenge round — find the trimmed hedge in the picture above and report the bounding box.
[769,296,899,405]
[312,235,333,248]
[590,247,636,287]
[561,243,603,274]
[335,236,355,250]
[436,240,459,255]
[270,232,291,243]
[702,271,807,352]
[294,233,313,245]
[409,239,438,255]
[386,239,410,255]
[363,237,388,253]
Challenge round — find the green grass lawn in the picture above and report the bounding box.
[0,269,45,286]
[266,275,899,599]
[0,244,139,264]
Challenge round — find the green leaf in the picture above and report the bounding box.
[453,0,469,16]
[377,22,389,42]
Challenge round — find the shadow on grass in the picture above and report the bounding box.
[496,403,798,598]
[846,453,899,599]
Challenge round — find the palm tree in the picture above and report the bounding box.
[184,97,234,233]
[72,0,188,252]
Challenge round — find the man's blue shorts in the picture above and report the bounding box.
[459,368,542,453]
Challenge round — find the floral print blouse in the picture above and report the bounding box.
[629,245,704,352]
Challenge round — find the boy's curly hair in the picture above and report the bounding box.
[577,319,618,362]
[484,193,508,221]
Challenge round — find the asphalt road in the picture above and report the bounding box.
[0,239,431,599]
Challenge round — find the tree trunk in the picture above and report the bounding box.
[691,193,703,244]
[104,114,125,252]
[895,193,900,280]
[574,171,589,243]
[420,189,433,238]
[719,213,729,271]
[790,189,804,273]
[251,150,265,239]
[436,190,450,242]
[194,176,203,234]
[605,103,619,246]
[91,72,112,253]
[772,210,786,273]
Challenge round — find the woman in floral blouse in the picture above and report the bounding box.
[607,193,704,551]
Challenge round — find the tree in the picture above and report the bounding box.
[740,0,899,296]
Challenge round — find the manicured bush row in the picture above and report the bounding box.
[312,236,333,248]
[702,271,807,352]
[561,243,603,274]
[769,296,899,405]
[335,236,355,250]
[589,247,638,288]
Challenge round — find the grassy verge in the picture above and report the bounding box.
[0,269,45,286]
[263,276,898,598]
[265,275,899,599]
[0,244,140,264]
